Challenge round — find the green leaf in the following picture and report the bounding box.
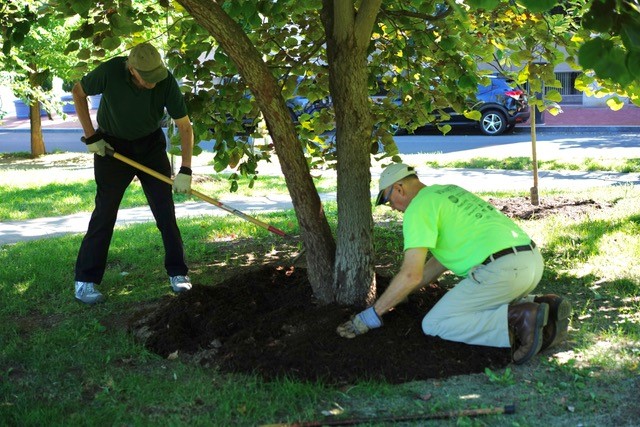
[626,51,640,80]
[457,75,476,91]
[517,0,556,13]
[64,41,80,55]
[547,104,563,116]
[578,38,613,69]
[464,110,481,121]
[438,124,452,135]
[439,36,457,51]
[11,31,25,44]
[70,0,93,16]
[77,48,91,60]
[621,22,640,53]
[101,36,121,50]
[606,97,625,111]
[466,0,501,10]
[229,149,243,168]
[214,152,229,172]
[545,90,562,102]
[80,23,94,39]
[582,11,613,33]
[581,0,615,33]
[238,102,254,114]
[598,46,630,81]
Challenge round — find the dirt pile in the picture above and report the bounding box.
[129,266,511,385]
[128,196,600,384]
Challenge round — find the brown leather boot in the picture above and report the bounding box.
[534,294,571,351]
[508,302,549,364]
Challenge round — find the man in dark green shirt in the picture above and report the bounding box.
[72,42,194,305]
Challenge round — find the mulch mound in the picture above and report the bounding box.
[129,266,510,385]
[128,196,603,385]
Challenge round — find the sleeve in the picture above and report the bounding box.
[164,74,188,119]
[402,198,438,251]
[80,62,109,96]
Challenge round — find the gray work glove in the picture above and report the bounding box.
[336,306,383,338]
[173,166,192,194]
[83,132,113,157]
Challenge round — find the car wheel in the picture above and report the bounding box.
[480,110,507,135]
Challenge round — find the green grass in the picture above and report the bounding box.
[3,153,638,221]
[423,156,640,173]
[0,161,334,221]
[1,156,640,425]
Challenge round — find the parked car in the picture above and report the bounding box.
[424,75,530,135]
[312,75,529,137]
[210,75,331,134]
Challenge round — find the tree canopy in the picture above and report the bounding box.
[2,0,638,303]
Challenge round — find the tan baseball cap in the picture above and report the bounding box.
[128,43,168,84]
[375,163,417,205]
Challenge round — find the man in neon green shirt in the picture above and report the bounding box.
[337,163,571,364]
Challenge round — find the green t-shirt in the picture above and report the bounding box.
[403,184,531,276]
[81,57,188,140]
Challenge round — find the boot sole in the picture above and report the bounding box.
[514,302,549,365]
[75,295,106,305]
[542,298,571,350]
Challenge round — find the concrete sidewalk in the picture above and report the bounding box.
[2,165,639,246]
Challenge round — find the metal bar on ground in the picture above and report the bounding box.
[260,404,516,426]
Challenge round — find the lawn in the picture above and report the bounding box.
[1,153,639,426]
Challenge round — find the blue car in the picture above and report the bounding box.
[428,75,530,136]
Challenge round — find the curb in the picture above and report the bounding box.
[1,125,639,135]
[0,128,84,133]
[514,125,640,133]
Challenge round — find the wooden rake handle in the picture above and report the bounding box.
[104,147,289,238]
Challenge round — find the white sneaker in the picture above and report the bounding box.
[74,281,105,305]
[170,275,192,293]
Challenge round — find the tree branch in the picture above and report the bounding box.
[380,4,453,22]
[354,0,383,48]
[332,0,354,44]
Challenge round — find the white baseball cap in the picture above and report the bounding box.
[375,163,417,205]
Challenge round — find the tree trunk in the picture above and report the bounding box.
[330,53,377,307]
[29,103,45,158]
[323,0,379,307]
[177,0,337,303]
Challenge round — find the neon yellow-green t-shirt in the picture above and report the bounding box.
[403,185,531,276]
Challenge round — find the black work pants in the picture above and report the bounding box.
[75,129,188,283]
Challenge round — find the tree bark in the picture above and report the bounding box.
[29,103,45,158]
[323,0,380,307]
[176,0,337,303]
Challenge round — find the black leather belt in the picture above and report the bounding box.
[482,241,536,265]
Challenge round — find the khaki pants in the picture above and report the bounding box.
[422,247,544,348]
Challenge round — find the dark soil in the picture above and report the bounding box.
[128,196,606,385]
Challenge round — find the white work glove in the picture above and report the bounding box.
[83,132,113,157]
[336,307,383,338]
[173,166,192,194]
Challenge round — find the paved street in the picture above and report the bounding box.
[395,131,640,160]
[2,127,640,159]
